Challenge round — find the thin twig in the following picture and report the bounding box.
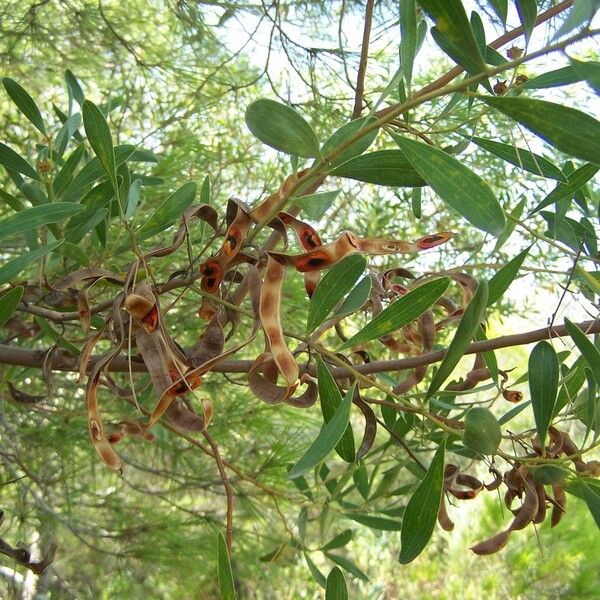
[351,0,375,119]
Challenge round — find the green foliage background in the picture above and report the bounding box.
[1,1,599,598]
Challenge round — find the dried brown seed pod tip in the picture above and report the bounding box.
[493,80,509,96]
[471,530,510,555]
[507,46,523,60]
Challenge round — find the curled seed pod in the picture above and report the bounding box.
[438,494,455,531]
[471,530,510,555]
[484,468,503,491]
[509,482,538,531]
[533,483,547,524]
[503,389,523,403]
[551,483,566,527]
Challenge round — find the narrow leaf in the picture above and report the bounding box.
[0,142,40,180]
[321,530,353,552]
[304,552,327,588]
[245,99,319,158]
[317,358,355,463]
[216,532,235,600]
[82,100,116,185]
[0,241,63,287]
[399,439,446,564]
[564,318,600,387]
[326,567,348,600]
[480,96,600,166]
[333,276,371,317]
[581,482,600,530]
[515,0,537,44]
[325,553,368,582]
[522,65,585,89]
[528,341,559,451]
[400,0,418,87]
[344,513,402,531]
[418,0,487,81]
[570,58,600,96]
[308,254,366,334]
[394,135,505,235]
[287,385,355,480]
[533,163,598,214]
[0,286,24,328]
[339,277,450,350]
[469,136,566,181]
[135,182,197,242]
[65,69,85,105]
[321,116,378,167]
[0,203,84,239]
[487,0,507,23]
[427,280,488,398]
[331,150,425,187]
[294,190,339,220]
[487,247,530,307]
[2,78,46,134]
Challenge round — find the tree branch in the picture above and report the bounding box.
[374,0,574,119]
[2,319,597,379]
[351,0,374,119]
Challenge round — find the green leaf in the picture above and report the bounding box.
[0,286,24,328]
[400,0,418,87]
[418,0,488,82]
[245,99,319,158]
[326,567,348,600]
[325,552,368,582]
[0,203,84,240]
[317,358,356,463]
[426,280,489,398]
[304,552,327,588]
[522,66,585,90]
[216,532,235,600]
[339,277,449,350]
[333,276,371,317]
[564,319,600,387]
[553,0,600,41]
[125,179,142,219]
[65,69,85,106]
[56,241,90,267]
[515,0,537,44]
[463,407,501,455]
[399,439,446,564]
[581,481,600,530]
[480,96,600,166]
[528,341,559,452]
[531,465,571,485]
[487,247,530,307]
[53,144,86,197]
[344,513,402,531]
[287,385,355,480]
[570,58,600,96]
[2,78,46,135]
[0,241,63,287]
[331,150,425,187]
[294,190,339,220]
[487,0,507,23]
[0,142,40,181]
[62,144,135,201]
[469,135,566,181]
[321,116,378,167]
[0,188,25,212]
[532,163,598,214]
[135,182,197,243]
[82,100,116,186]
[394,135,505,235]
[308,254,366,334]
[321,530,353,552]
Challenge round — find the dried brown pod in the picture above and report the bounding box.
[471,530,510,555]
[438,494,455,531]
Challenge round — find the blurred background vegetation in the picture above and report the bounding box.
[0,0,599,598]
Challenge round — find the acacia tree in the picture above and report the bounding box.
[1,0,600,597]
